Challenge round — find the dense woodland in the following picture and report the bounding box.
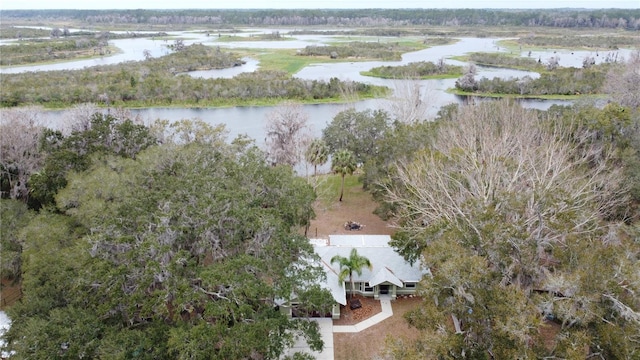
[3,8,640,29]
[1,8,640,359]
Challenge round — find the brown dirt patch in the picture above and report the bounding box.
[334,296,422,360]
[333,295,382,325]
[0,277,22,309]
[540,320,561,351]
[306,181,394,239]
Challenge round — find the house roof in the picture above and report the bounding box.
[313,235,428,304]
[322,259,347,305]
[369,267,403,288]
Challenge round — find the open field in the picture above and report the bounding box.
[306,173,395,238]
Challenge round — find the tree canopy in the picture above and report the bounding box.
[322,108,391,165]
[381,100,640,358]
[4,9,639,29]
[264,102,312,168]
[330,249,372,300]
[3,133,333,359]
[331,149,357,202]
[305,139,329,176]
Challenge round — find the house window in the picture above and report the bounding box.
[364,282,373,292]
[405,282,416,289]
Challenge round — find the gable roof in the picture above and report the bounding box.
[322,259,347,305]
[369,267,403,288]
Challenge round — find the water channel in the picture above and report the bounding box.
[2,28,630,141]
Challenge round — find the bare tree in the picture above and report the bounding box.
[605,50,640,109]
[0,107,45,202]
[62,103,100,134]
[384,100,625,278]
[386,80,431,123]
[455,65,478,92]
[436,57,446,72]
[582,55,596,69]
[264,102,312,167]
[464,62,477,76]
[381,100,632,357]
[171,39,185,52]
[50,27,62,38]
[546,55,560,70]
[109,107,145,125]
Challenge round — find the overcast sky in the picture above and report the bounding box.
[2,0,638,10]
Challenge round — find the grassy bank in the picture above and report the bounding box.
[448,88,602,101]
[450,52,545,71]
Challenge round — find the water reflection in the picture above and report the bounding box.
[0,37,171,74]
[293,37,540,84]
[184,57,260,79]
[521,49,635,68]
[34,97,572,145]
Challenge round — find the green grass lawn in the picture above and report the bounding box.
[313,172,367,209]
[241,48,404,75]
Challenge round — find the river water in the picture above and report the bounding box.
[3,28,624,139]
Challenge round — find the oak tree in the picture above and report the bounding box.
[382,100,638,358]
[0,107,44,203]
[31,138,328,358]
[265,102,312,168]
[322,108,391,165]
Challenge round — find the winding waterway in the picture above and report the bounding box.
[3,28,628,139]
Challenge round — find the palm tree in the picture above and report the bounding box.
[305,139,329,176]
[331,149,356,202]
[331,248,372,300]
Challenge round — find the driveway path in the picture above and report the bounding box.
[282,318,334,360]
[284,295,393,359]
[333,295,393,333]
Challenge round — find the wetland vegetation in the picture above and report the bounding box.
[362,60,463,79]
[0,44,386,108]
[0,29,169,66]
[296,41,425,61]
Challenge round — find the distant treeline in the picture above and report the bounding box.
[3,9,640,30]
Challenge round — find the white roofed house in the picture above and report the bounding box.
[310,235,428,319]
